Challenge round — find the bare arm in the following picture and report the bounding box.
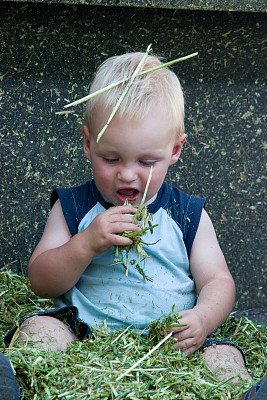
[190,209,235,330]
[28,199,140,298]
[167,209,235,355]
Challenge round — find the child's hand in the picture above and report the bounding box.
[84,205,140,257]
[165,309,208,356]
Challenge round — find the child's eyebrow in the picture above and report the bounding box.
[138,150,164,158]
[140,156,157,159]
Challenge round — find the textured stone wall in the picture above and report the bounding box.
[1,2,266,311]
[1,0,267,12]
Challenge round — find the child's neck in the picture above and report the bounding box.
[145,193,157,206]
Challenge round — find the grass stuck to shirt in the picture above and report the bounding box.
[1,267,267,399]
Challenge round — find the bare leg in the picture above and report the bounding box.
[202,345,252,383]
[13,316,78,352]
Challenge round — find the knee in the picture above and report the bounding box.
[14,315,78,352]
[202,344,252,383]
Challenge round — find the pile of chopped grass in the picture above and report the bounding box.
[1,266,266,399]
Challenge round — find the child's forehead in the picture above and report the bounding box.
[92,111,170,138]
[90,102,173,131]
[90,106,177,152]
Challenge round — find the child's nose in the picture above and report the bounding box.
[117,165,137,183]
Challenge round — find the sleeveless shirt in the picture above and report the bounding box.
[51,180,205,331]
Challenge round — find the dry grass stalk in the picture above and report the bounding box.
[96,44,152,142]
[116,331,173,381]
[63,52,198,109]
[0,267,266,399]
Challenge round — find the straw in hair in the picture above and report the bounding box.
[85,51,186,138]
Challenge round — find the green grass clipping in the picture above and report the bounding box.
[1,266,266,399]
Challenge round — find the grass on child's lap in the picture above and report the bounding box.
[1,266,266,399]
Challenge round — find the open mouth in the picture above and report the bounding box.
[116,188,140,203]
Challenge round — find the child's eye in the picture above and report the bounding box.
[139,160,156,166]
[103,157,119,163]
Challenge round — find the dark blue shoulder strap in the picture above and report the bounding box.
[178,190,206,256]
[51,180,205,256]
[51,181,95,237]
[148,182,206,257]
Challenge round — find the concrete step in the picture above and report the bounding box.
[1,0,267,13]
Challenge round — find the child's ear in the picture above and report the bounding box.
[82,125,91,161]
[169,134,186,166]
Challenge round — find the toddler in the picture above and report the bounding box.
[7,51,251,383]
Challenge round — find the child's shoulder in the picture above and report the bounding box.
[151,181,206,215]
[149,182,206,257]
[50,180,96,236]
[51,181,92,209]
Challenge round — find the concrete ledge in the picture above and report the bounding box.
[1,0,267,12]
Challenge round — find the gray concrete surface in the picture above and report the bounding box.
[0,2,266,317]
[1,0,267,12]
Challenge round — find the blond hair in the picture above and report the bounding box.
[85,52,184,137]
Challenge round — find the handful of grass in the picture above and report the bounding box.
[149,305,187,342]
[114,167,158,282]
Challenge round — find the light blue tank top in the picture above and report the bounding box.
[52,181,205,331]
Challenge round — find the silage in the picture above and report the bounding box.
[0,267,266,399]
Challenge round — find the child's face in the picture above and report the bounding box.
[83,105,186,206]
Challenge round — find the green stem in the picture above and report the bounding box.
[122,224,158,238]
[132,166,153,224]
[96,44,152,142]
[63,51,198,109]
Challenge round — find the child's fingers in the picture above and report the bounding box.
[113,235,134,246]
[95,211,138,229]
[173,334,203,355]
[168,323,188,334]
[111,222,141,235]
[104,207,140,226]
[182,344,199,357]
[109,205,138,215]
[113,215,140,225]
[117,213,140,225]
